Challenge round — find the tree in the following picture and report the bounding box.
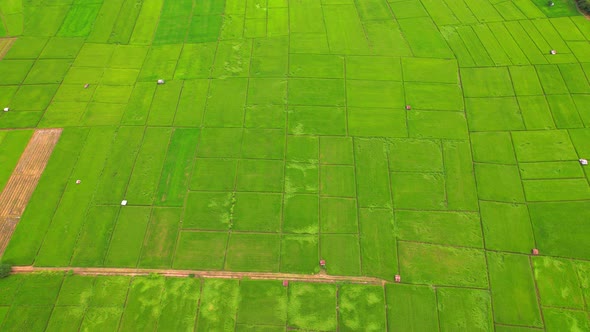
[0,263,11,278]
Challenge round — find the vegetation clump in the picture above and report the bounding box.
[576,0,590,12]
[0,263,11,278]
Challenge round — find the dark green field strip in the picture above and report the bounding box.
[0,129,86,266]
[155,128,199,206]
[487,252,543,327]
[94,126,144,205]
[57,4,102,38]
[354,138,391,208]
[70,206,120,267]
[529,201,590,260]
[444,140,480,211]
[359,208,397,280]
[124,127,172,205]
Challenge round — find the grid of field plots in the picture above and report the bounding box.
[1,0,590,330]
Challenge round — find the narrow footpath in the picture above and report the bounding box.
[10,266,388,285]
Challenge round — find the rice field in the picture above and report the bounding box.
[1,0,590,330]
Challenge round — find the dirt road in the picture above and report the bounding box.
[11,266,388,285]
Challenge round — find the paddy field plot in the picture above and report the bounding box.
[1,0,590,330]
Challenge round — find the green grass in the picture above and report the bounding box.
[0,130,32,189]
[283,194,318,234]
[487,252,543,327]
[359,208,397,280]
[398,242,488,287]
[396,210,483,247]
[338,284,386,331]
[173,231,228,270]
[124,127,172,205]
[320,197,357,233]
[279,235,319,274]
[232,194,282,231]
[155,128,199,206]
[2,128,88,265]
[225,233,280,272]
[45,306,85,331]
[158,277,201,331]
[12,273,63,305]
[138,207,181,268]
[80,307,124,331]
[89,276,130,307]
[354,139,391,208]
[287,282,337,331]
[118,277,165,332]
[529,201,590,260]
[533,256,586,308]
[480,201,535,253]
[320,234,361,276]
[35,127,116,267]
[2,0,590,328]
[56,275,94,306]
[436,287,494,332]
[104,206,151,267]
[94,126,144,205]
[1,306,53,331]
[386,284,439,331]
[0,274,24,306]
[237,280,287,326]
[196,279,239,331]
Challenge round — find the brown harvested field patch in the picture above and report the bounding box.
[0,38,16,60]
[0,129,62,254]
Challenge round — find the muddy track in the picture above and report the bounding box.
[0,129,62,254]
[11,266,388,285]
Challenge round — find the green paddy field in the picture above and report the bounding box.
[1,0,590,330]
